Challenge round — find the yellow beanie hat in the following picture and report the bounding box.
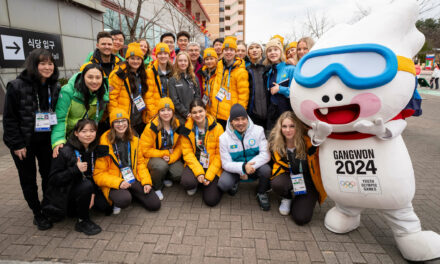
[155,42,170,55]
[222,36,237,51]
[271,35,285,46]
[156,97,175,113]
[125,42,144,59]
[203,47,218,59]
[110,108,130,125]
[285,41,297,54]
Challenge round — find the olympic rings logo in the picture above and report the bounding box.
[339,180,356,188]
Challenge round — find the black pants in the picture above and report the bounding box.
[180,167,223,207]
[430,78,439,89]
[109,180,161,211]
[267,102,292,131]
[11,139,52,215]
[68,179,94,219]
[270,172,319,225]
[92,187,113,215]
[218,164,272,194]
[249,113,267,130]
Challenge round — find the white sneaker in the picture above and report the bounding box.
[155,190,164,200]
[113,206,121,215]
[186,187,197,196]
[163,180,173,187]
[279,198,292,216]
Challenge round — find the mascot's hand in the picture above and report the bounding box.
[308,121,333,146]
[354,118,387,137]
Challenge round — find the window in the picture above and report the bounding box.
[238,20,243,25]
[238,10,243,15]
[220,17,224,22]
[196,12,200,21]
[219,7,224,12]
[225,5,230,10]
[220,27,225,32]
[225,26,230,30]
[225,16,230,20]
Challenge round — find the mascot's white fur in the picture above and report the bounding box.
[291,0,440,261]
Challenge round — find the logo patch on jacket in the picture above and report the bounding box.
[249,139,256,146]
[230,144,238,149]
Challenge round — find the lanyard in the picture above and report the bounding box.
[36,87,52,112]
[113,142,131,168]
[75,150,95,174]
[85,99,99,122]
[286,149,303,174]
[205,72,212,95]
[219,66,232,92]
[162,128,174,148]
[195,123,208,153]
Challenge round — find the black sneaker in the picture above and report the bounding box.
[33,214,53,230]
[75,219,102,236]
[256,193,270,211]
[228,182,239,196]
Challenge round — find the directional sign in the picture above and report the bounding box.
[0,26,63,68]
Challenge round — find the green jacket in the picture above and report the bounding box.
[144,56,153,68]
[51,72,109,148]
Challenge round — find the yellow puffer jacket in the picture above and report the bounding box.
[145,60,171,121]
[108,63,149,123]
[271,136,327,204]
[201,66,217,115]
[93,130,152,205]
[139,116,182,164]
[211,57,249,121]
[180,114,224,182]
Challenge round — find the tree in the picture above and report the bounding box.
[304,9,334,39]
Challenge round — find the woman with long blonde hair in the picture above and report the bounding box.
[169,51,201,123]
[268,111,326,225]
[293,37,315,65]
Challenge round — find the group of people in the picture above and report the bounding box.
[3,29,324,237]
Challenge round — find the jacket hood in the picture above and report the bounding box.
[225,114,255,138]
[216,57,246,76]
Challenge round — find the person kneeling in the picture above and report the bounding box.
[43,119,111,235]
[94,109,161,214]
[140,97,184,200]
[180,99,224,206]
[268,112,326,225]
[218,104,271,210]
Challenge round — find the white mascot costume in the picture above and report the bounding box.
[291,0,440,261]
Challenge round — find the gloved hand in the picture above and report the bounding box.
[308,121,333,146]
[353,118,387,138]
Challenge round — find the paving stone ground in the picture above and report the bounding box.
[0,88,439,263]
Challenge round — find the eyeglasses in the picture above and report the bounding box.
[113,119,128,125]
[294,43,415,90]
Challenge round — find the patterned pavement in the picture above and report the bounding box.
[0,92,439,263]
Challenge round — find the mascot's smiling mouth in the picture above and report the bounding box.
[314,104,360,124]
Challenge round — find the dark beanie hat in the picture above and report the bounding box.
[229,104,247,121]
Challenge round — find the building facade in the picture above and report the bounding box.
[200,0,245,42]
[0,0,209,113]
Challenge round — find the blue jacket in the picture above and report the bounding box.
[265,62,295,98]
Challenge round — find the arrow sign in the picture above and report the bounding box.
[5,41,20,54]
[1,34,25,60]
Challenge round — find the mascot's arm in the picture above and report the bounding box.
[354,118,407,140]
[308,121,333,146]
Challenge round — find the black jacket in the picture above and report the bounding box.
[3,70,60,150]
[169,73,201,121]
[247,59,268,120]
[42,142,106,218]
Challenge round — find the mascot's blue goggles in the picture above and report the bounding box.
[294,43,415,89]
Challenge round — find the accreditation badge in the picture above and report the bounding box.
[291,173,307,195]
[133,95,146,111]
[35,112,51,132]
[121,167,135,183]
